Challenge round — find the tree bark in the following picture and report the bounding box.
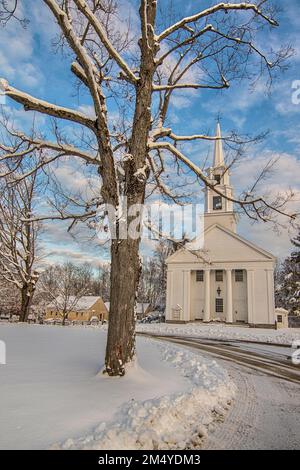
[104,0,157,376]
[62,310,67,326]
[19,285,32,322]
[105,237,141,375]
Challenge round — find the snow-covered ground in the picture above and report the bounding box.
[136,322,300,346]
[0,323,235,450]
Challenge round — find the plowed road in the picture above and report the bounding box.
[138,333,300,449]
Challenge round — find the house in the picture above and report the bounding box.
[45,296,109,323]
[104,302,152,320]
[165,123,276,327]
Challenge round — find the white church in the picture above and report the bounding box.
[165,124,276,327]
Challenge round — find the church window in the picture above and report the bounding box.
[213,196,222,210]
[215,270,223,282]
[235,270,244,282]
[215,298,223,313]
[196,270,204,282]
[214,174,221,184]
[277,315,283,323]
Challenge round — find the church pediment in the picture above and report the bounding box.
[166,248,200,263]
[166,224,275,264]
[202,224,275,262]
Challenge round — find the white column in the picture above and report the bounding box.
[265,269,275,325]
[166,270,173,321]
[226,268,233,323]
[247,269,254,325]
[207,188,211,213]
[204,269,210,322]
[183,270,191,322]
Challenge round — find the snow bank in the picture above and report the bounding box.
[0,324,235,450]
[57,341,235,450]
[0,324,188,449]
[136,322,300,346]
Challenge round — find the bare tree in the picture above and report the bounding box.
[0,1,296,375]
[0,277,20,319]
[138,238,176,309]
[0,162,41,321]
[40,262,93,325]
[97,264,110,301]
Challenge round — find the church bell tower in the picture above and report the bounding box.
[204,123,237,233]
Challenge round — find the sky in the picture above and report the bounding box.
[0,0,299,267]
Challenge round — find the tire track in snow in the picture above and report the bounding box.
[205,365,259,449]
[141,334,300,449]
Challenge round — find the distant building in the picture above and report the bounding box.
[104,302,152,320]
[45,296,109,323]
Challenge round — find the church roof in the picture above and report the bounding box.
[166,223,275,264]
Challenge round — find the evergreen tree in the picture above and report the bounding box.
[275,229,300,315]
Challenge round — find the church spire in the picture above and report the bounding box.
[204,122,237,232]
[213,122,224,167]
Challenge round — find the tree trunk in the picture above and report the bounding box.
[104,0,157,376]
[105,236,141,376]
[19,285,32,322]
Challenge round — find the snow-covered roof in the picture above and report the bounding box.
[47,296,101,311]
[275,307,289,314]
[104,302,150,314]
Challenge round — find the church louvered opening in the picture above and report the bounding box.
[213,196,222,210]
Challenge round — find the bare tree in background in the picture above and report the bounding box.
[138,238,176,309]
[0,1,296,375]
[0,277,20,318]
[0,162,41,321]
[40,262,92,325]
[97,264,110,301]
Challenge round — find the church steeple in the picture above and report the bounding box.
[213,122,224,167]
[204,123,237,233]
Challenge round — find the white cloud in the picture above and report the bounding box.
[0,4,44,90]
[232,151,300,258]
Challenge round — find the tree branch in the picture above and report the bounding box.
[0,79,96,130]
[153,81,229,91]
[0,131,100,165]
[158,2,278,41]
[148,141,295,221]
[73,0,138,84]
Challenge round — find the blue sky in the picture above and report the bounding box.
[0,0,299,266]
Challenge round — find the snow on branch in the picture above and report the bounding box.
[0,130,100,166]
[151,127,263,144]
[158,2,278,42]
[43,0,105,125]
[73,0,138,84]
[23,209,97,227]
[148,141,295,222]
[155,24,214,66]
[0,79,96,130]
[152,81,229,91]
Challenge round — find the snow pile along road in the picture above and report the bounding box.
[136,322,300,346]
[57,341,236,450]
